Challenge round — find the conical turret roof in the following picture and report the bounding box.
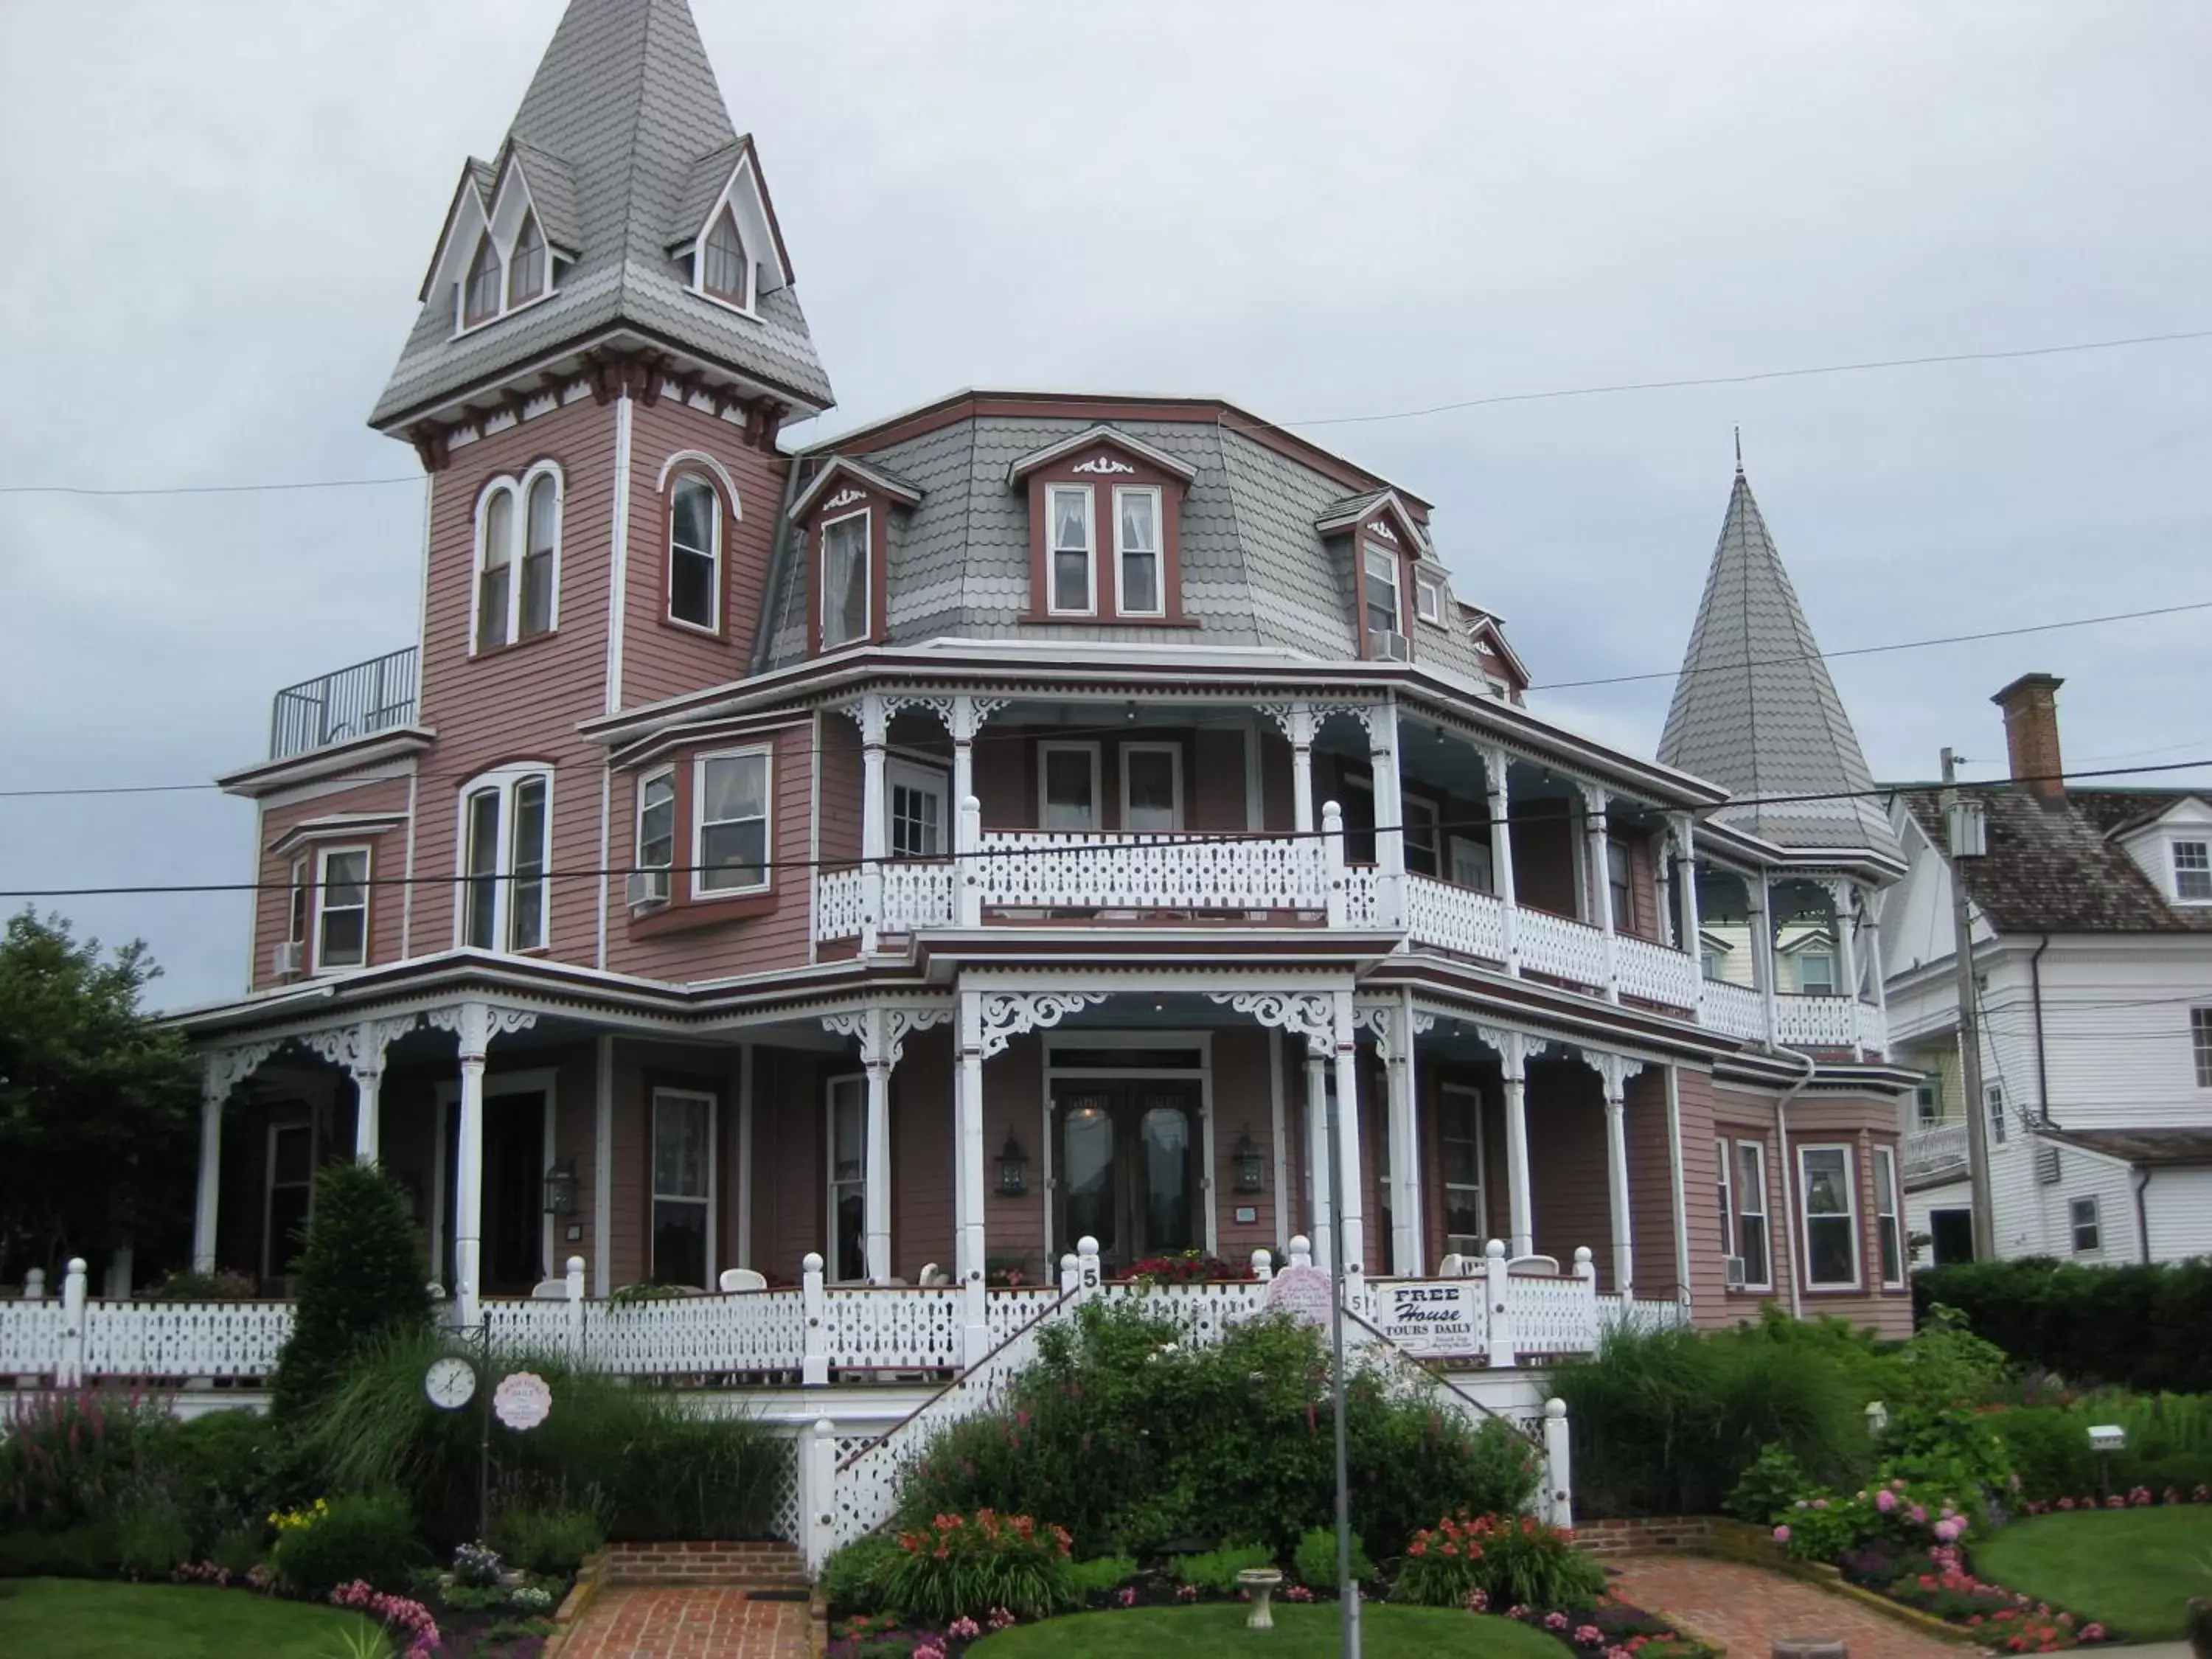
[1658,469,1899,857]
[372,0,833,429]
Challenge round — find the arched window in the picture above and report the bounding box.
[459,766,552,953]
[462,233,501,327]
[521,473,558,636]
[701,208,749,306]
[476,486,515,652]
[668,473,721,631]
[508,212,546,306]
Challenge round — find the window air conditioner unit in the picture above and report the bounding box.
[626,869,671,911]
[1723,1255,1747,1288]
[1368,628,1411,662]
[271,939,304,978]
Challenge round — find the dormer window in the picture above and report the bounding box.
[2177,839,2211,901]
[703,208,751,307]
[820,511,870,650]
[1115,489,1163,616]
[1363,543,1401,636]
[463,234,501,328]
[509,213,546,306]
[1048,485,1095,614]
[1414,569,1445,626]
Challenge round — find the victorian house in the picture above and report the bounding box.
[118,0,1919,1405]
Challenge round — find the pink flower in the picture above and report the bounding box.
[1574,1625,1604,1646]
[2058,1498,2076,1511]
[1466,1590,1489,1612]
[1933,1519,1961,1543]
[915,1646,946,1659]
[2081,1624,2105,1642]
[1507,1606,1531,1620]
[1908,1505,1928,1525]
[1546,1612,1571,1631]
[1812,1498,1829,1510]
[1116,1587,1138,1607]
[1773,1524,1792,1543]
[949,1616,981,1638]
[1875,1489,1897,1513]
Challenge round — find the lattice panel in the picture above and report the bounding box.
[77,1300,292,1380]
[1405,875,1508,964]
[484,1299,575,1357]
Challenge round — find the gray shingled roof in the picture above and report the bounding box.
[1658,470,1899,856]
[759,414,1489,677]
[507,141,581,252]
[1897,787,2212,934]
[370,0,833,428]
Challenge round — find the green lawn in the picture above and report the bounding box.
[0,1578,383,1659]
[967,1603,1570,1657]
[1972,1506,2212,1640]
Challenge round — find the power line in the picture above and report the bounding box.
[8,327,2211,498]
[4,757,2209,900]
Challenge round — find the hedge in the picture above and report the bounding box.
[1913,1258,2212,1393]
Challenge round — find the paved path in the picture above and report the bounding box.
[1607,1555,1965,1659]
[557,1587,810,1659]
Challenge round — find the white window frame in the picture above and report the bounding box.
[634,766,676,902]
[650,1087,718,1290]
[1714,1137,1734,1256]
[454,766,554,954]
[1111,485,1165,617]
[1438,1082,1486,1255]
[691,745,773,900]
[1038,741,1102,832]
[1736,1139,1772,1290]
[1119,742,1183,833]
[698,206,754,310]
[1873,1144,1905,1288]
[2069,1194,2101,1255]
[887,758,949,859]
[1363,543,1401,638]
[2174,838,2212,903]
[1915,1076,1941,1125]
[286,855,311,950]
[818,508,872,650]
[667,472,723,634]
[507,211,546,307]
[1046,484,1096,616]
[825,1074,867,1283]
[262,1119,316,1287]
[312,844,372,973]
[459,232,503,331]
[470,464,563,653]
[1986,1082,2008,1147]
[1797,1143,1861,1291]
[2194,1007,2212,1090]
[1413,568,1446,627]
[1401,793,1443,878]
[1797,947,1837,996]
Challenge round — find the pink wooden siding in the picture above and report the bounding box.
[982,1035,1048,1274]
[1672,1068,1728,1315]
[1210,1027,1277,1260]
[619,397,787,708]
[892,1028,957,1281]
[817,712,862,869]
[250,776,414,990]
[1526,1060,1617,1287]
[1624,1068,1681,1298]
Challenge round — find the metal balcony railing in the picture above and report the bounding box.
[268,647,418,760]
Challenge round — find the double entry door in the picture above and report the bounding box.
[1051,1078,1203,1273]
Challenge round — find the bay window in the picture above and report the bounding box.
[1047,485,1094,614]
[694,748,771,895]
[1736,1141,1770,1287]
[634,768,675,902]
[669,475,721,631]
[1114,487,1163,616]
[820,511,870,649]
[1874,1145,1904,1285]
[313,846,370,971]
[1798,1144,1860,1289]
[1714,1138,1733,1254]
[651,1088,714,1289]
[286,856,310,958]
[459,768,552,952]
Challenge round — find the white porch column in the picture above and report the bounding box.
[1482,746,1520,975]
[1329,990,1366,1292]
[859,693,888,956]
[354,1065,384,1164]
[454,1018,489,1330]
[1672,815,1703,968]
[1582,783,1620,1001]
[955,988,989,1365]
[863,1009,894,1284]
[193,1073,226,1274]
[951,697,977,846]
[1382,990,1424,1276]
[1828,878,1863,1059]
[1286,703,1316,834]
[1368,701,1405,928]
[1304,1054,1333,1270]
[1498,1032,1534,1258]
[1750,872,1778,1046]
[1597,1055,1642,1297]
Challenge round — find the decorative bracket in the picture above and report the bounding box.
[296,1013,421,1082]
[977,991,1107,1059]
[1352,1000,1436,1062]
[427,1002,538,1060]
[1207,989,1335,1056]
[1592,1051,1648,1102]
[204,1040,283,1102]
[823,1002,955,1069]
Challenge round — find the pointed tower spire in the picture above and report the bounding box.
[1658,468,1899,857]
[371,0,833,435]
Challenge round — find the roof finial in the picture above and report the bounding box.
[1733,425,1743,476]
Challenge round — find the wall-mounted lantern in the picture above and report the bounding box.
[542,1159,578,1215]
[995,1136,1030,1198]
[1233,1128,1267,1194]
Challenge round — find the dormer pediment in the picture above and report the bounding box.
[788,454,925,521]
[1315,487,1431,557]
[1004,425,1198,489]
[417,159,497,305]
[667,137,793,299]
[416,142,579,316]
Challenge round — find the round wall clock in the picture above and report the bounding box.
[424,1354,478,1411]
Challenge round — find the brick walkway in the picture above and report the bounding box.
[1607,1555,1964,1659]
[557,1587,811,1659]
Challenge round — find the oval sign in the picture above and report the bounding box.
[493,1369,553,1432]
[1266,1263,1334,1328]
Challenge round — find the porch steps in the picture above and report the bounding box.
[598,1540,810,1594]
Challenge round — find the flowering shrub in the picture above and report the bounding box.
[268,1498,331,1534]
[1878,1546,2108,1650]
[1122,1251,1253,1284]
[451,1539,504,1586]
[1393,1512,1604,1610]
[268,1492,424,1597]
[330,1579,442,1659]
[2018,1484,2211,1515]
[881,1509,1074,1624]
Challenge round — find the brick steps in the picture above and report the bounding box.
[598,1540,809,1592]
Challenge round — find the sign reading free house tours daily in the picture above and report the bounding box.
[1378,1280,1481,1357]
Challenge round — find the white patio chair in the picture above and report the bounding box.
[1435,1252,1467,1279]
[718,1267,768,1293]
[917,1262,947,1286]
[1507,1253,1562,1276]
[529,1277,569,1299]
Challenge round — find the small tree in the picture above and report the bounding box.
[272,1161,432,1419]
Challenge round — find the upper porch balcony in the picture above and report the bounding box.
[267,647,418,761]
[808,688,1890,1058]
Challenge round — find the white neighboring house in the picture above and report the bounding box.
[1882,673,2212,1267]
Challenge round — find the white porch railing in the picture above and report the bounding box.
[1517,905,1610,989]
[1405,873,1508,964]
[1773,992,1868,1050]
[1615,931,1700,1010]
[973,830,1329,914]
[815,864,957,942]
[1699,976,1766,1042]
[1903,1121,1969,1180]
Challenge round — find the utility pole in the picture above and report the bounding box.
[1941,748,1997,1263]
[1325,1074,1361,1659]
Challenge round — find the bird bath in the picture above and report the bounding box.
[1239,1566,1284,1630]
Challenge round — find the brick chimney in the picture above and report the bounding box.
[1992,672,2066,798]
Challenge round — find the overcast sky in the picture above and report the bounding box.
[1,1,2206,1012]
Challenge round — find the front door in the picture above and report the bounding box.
[1052,1079,1203,1273]
[445,1091,546,1295]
